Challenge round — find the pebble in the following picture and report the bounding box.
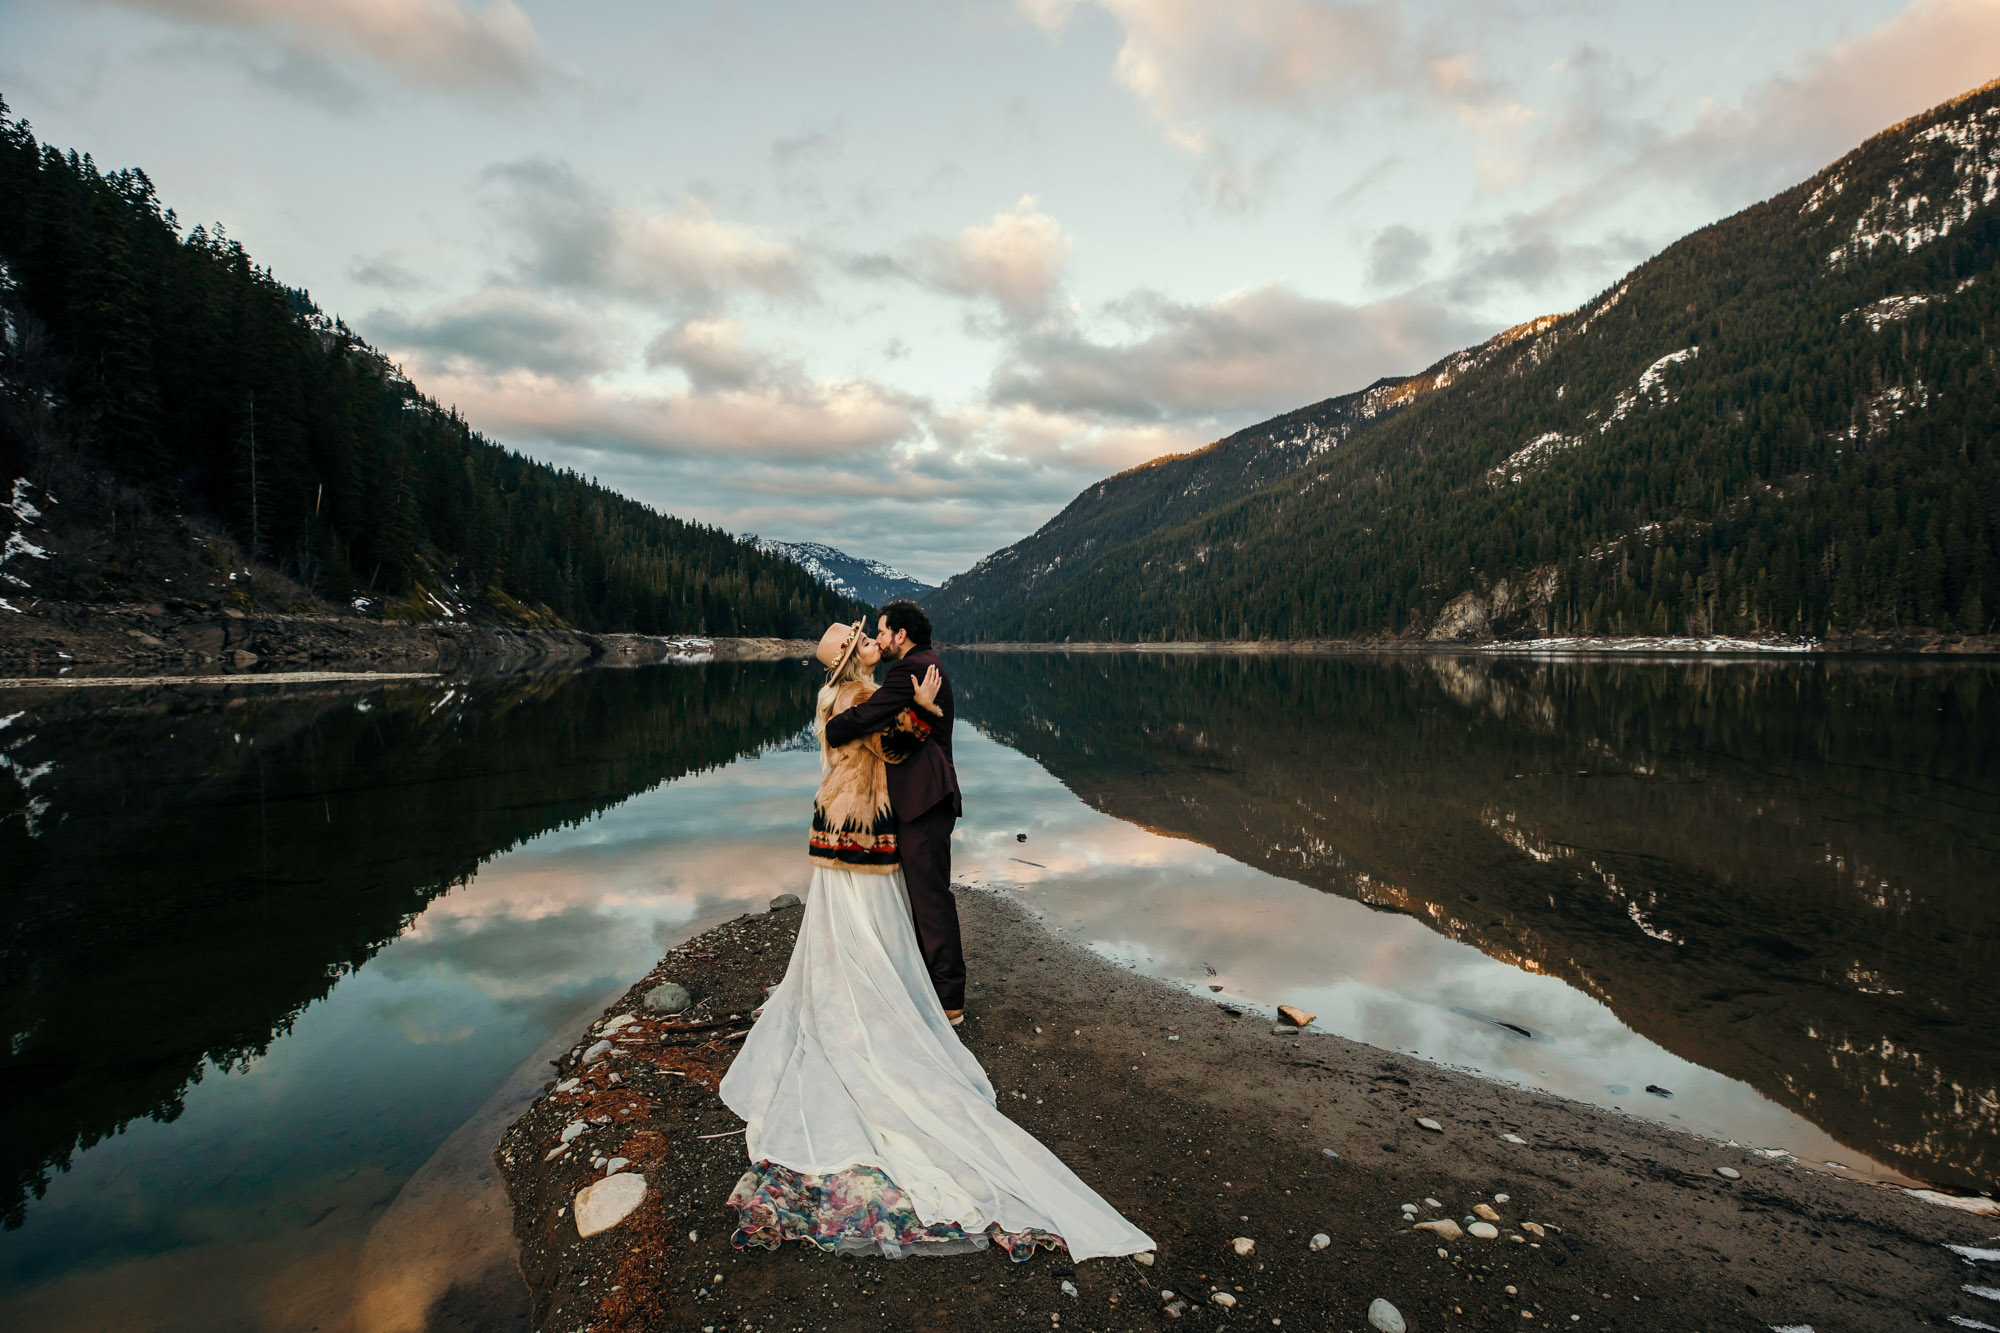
[1321,1148,1339,1159]
[1469,1222,1500,1240]
[1521,1222,1545,1237]
[769,893,802,911]
[554,1078,580,1094]
[1506,1285,1518,1295]
[1276,1004,1316,1027]
[1494,1193,1510,1204]
[574,1173,647,1238]
[598,1013,636,1034]
[1309,1233,1331,1251]
[1502,1133,1527,1144]
[1414,1219,1464,1240]
[1424,1197,1441,1208]
[1401,1203,1419,1214]
[559,1120,588,1145]
[1233,1237,1255,1256]
[1474,1203,1502,1221]
[1417,1117,1443,1132]
[605,1157,630,1175]
[580,1039,613,1066]
[1061,1280,1078,1298]
[643,982,692,1015]
[1367,1297,1408,1333]
[1132,1251,1155,1266]
[1211,1292,1237,1308]
[1716,1166,1741,1180]
[1271,1024,1300,1036]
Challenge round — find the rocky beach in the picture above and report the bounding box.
[496,888,2000,1333]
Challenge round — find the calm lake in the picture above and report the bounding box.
[1,653,1995,1330]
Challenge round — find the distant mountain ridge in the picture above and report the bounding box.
[742,536,932,607]
[929,79,2000,644]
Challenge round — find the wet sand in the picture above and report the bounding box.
[497,888,2000,1332]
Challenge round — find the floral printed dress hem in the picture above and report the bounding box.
[728,1160,1065,1261]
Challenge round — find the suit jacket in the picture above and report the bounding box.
[824,645,961,821]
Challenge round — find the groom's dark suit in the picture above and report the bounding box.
[825,645,965,1009]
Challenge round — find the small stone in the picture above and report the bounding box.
[1367,1297,1408,1333]
[1493,1193,1510,1203]
[606,1157,630,1174]
[1164,1298,1188,1318]
[1061,1280,1078,1298]
[1132,1251,1156,1266]
[1502,1133,1527,1144]
[580,1039,612,1066]
[1321,1148,1339,1159]
[1521,1222,1545,1237]
[1271,1024,1299,1035]
[1277,1004,1316,1027]
[1210,984,1225,992]
[1401,1203,1419,1213]
[554,1078,580,1093]
[559,1120,588,1145]
[1506,1285,1518,1295]
[769,893,802,911]
[1417,1117,1443,1132]
[598,1013,636,1034]
[574,1173,647,1237]
[1232,1237,1255,1256]
[1645,1084,1673,1098]
[1211,1292,1237,1308]
[1469,1222,1500,1239]
[1424,1197,1441,1208]
[643,982,692,1015]
[1438,1248,1450,1258]
[1309,1233,1331,1251]
[1474,1203,1501,1221]
[1716,1166,1741,1180]
[1414,1219,1463,1240]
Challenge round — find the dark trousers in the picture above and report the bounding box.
[899,803,964,1010]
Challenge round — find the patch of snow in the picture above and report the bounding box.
[1947,1244,2000,1263]
[1489,431,1582,485]
[1827,106,2000,266]
[1908,1189,2000,1215]
[1474,635,1817,655]
[1844,294,1930,330]
[1601,347,1699,433]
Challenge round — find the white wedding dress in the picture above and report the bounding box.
[719,865,1155,1261]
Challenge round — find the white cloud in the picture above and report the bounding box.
[1022,0,1404,141]
[93,0,554,93]
[912,195,1075,323]
[992,282,1481,422]
[479,159,811,311]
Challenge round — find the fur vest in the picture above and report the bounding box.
[809,679,940,873]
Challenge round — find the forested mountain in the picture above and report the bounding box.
[0,98,861,637]
[741,535,932,606]
[932,80,2000,643]
[924,313,1562,636]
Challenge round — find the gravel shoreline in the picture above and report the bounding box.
[495,888,1999,1332]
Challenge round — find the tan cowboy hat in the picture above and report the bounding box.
[815,619,866,677]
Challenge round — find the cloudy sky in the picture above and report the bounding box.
[5,1,1998,581]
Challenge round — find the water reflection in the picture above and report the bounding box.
[951,652,2000,1192]
[0,665,816,1331]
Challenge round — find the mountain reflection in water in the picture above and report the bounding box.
[0,665,815,1232]
[951,652,2000,1193]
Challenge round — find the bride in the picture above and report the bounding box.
[718,620,1156,1263]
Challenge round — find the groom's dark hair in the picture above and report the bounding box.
[879,600,932,647]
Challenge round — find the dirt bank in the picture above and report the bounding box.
[496,889,1999,1332]
[0,599,814,676]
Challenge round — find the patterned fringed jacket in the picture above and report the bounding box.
[809,679,941,873]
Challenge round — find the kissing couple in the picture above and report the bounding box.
[718,600,1155,1261]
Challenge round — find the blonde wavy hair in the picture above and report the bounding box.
[814,638,875,769]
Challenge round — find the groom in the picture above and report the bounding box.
[824,600,966,1023]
